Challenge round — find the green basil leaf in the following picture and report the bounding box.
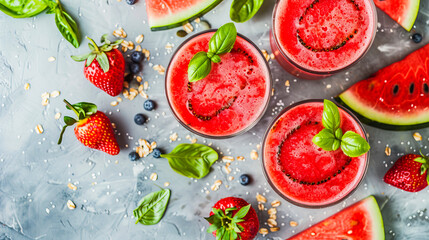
[160,143,219,179]
[0,0,47,18]
[322,99,340,131]
[71,53,91,62]
[313,128,336,151]
[188,51,212,82]
[210,54,221,63]
[54,8,80,48]
[340,131,370,157]
[96,52,110,72]
[133,188,170,225]
[208,22,237,55]
[334,128,343,139]
[232,204,250,219]
[230,0,264,23]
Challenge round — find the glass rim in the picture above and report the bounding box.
[271,0,378,75]
[165,29,273,139]
[261,99,370,208]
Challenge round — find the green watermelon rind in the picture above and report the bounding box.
[148,0,223,31]
[363,196,385,240]
[335,93,429,131]
[399,0,420,32]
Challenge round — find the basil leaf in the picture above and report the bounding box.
[96,51,110,72]
[313,128,336,151]
[188,51,212,82]
[340,131,370,157]
[133,188,170,225]
[322,99,340,131]
[233,204,250,219]
[208,22,237,55]
[230,0,264,23]
[54,8,80,48]
[161,143,219,179]
[0,0,47,18]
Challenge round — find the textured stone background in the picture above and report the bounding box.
[0,0,429,239]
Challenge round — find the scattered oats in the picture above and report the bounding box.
[67,200,76,210]
[194,18,201,23]
[256,144,261,150]
[237,156,245,161]
[164,182,170,187]
[35,124,44,134]
[110,101,119,106]
[117,97,123,102]
[113,27,127,38]
[228,176,234,181]
[139,90,148,99]
[267,219,277,227]
[150,173,158,181]
[224,165,232,174]
[169,132,178,141]
[150,141,157,150]
[270,53,275,59]
[259,228,269,235]
[138,84,144,93]
[129,88,138,100]
[385,146,391,156]
[413,132,422,141]
[285,80,290,87]
[48,56,56,62]
[127,41,134,50]
[271,200,281,207]
[250,150,258,160]
[122,89,130,98]
[143,81,149,90]
[270,227,280,232]
[269,214,277,220]
[135,45,142,52]
[165,43,174,50]
[222,156,234,163]
[136,76,142,83]
[67,183,77,191]
[135,34,144,44]
[123,81,129,88]
[41,92,50,99]
[267,208,277,215]
[121,46,128,52]
[111,123,116,129]
[50,90,60,98]
[289,221,298,227]
[211,183,220,191]
[142,49,150,60]
[41,98,49,106]
[24,83,30,90]
[271,88,275,96]
[256,193,267,203]
[183,22,194,33]
[153,64,165,75]
[261,50,270,61]
[54,112,61,120]
[258,203,264,211]
[326,84,332,89]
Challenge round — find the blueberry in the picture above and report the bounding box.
[152,148,162,158]
[131,51,144,63]
[130,63,141,74]
[129,152,140,161]
[144,100,155,111]
[412,33,423,43]
[134,114,146,125]
[126,0,137,5]
[239,174,250,185]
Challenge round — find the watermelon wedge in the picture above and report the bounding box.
[336,44,429,130]
[145,0,223,31]
[374,0,420,31]
[287,196,385,240]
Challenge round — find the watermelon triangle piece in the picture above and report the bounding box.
[145,0,223,31]
[336,44,429,130]
[374,0,420,31]
[287,196,385,240]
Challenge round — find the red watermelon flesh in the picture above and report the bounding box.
[374,0,420,31]
[287,196,385,240]
[336,44,429,129]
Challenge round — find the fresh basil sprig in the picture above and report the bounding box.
[188,23,237,82]
[51,1,80,48]
[313,100,370,157]
[230,0,264,23]
[161,143,218,179]
[133,188,171,225]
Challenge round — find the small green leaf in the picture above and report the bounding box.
[313,128,336,151]
[210,55,221,63]
[233,204,250,219]
[421,165,427,175]
[332,139,341,151]
[86,53,96,67]
[133,189,170,225]
[64,116,77,126]
[216,228,225,240]
[341,131,370,157]
[231,230,238,239]
[160,143,218,179]
[230,0,264,23]
[72,102,97,115]
[96,52,110,72]
[54,8,80,48]
[225,207,237,215]
[188,51,212,82]
[322,99,340,131]
[100,33,110,44]
[100,44,113,52]
[71,53,91,62]
[208,22,237,55]
[207,223,220,233]
[335,128,343,139]
[427,173,429,185]
[414,157,427,164]
[111,39,123,46]
[88,43,95,51]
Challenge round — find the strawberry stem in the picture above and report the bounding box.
[64,99,79,117]
[86,36,100,52]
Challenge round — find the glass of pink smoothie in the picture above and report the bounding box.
[166,30,272,138]
[270,0,377,79]
[262,100,369,208]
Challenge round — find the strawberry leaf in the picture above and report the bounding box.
[100,33,111,44]
[427,172,429,185]
[96,52,110,72]
[72,102,97,115]
[225,207,237,216]
[207,222,221,233]
[414,157,426,164]
[86,53,96,67]
[216,228,225,240]
[64,116,77,126]
[233,204,250,220]
[88,43,95,51]
[71,53,91,62]
[421,165,427,175]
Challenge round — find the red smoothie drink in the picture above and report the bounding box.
[263,100,368,207]
[166,31,271,138]
[270,0,377,79]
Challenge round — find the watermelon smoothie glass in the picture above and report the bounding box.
[270,0,377,79]
[166,31,272,138]
[262,100,369,207]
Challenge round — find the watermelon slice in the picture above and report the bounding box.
[287,196,385,240]
[336,44,429,130]
[374,0,420,31]
[145,0,223,31]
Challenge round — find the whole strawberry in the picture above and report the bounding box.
[71,35,125,96]
[205,197,259,240]
[383,152,429,192]
[58,99,120,155]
